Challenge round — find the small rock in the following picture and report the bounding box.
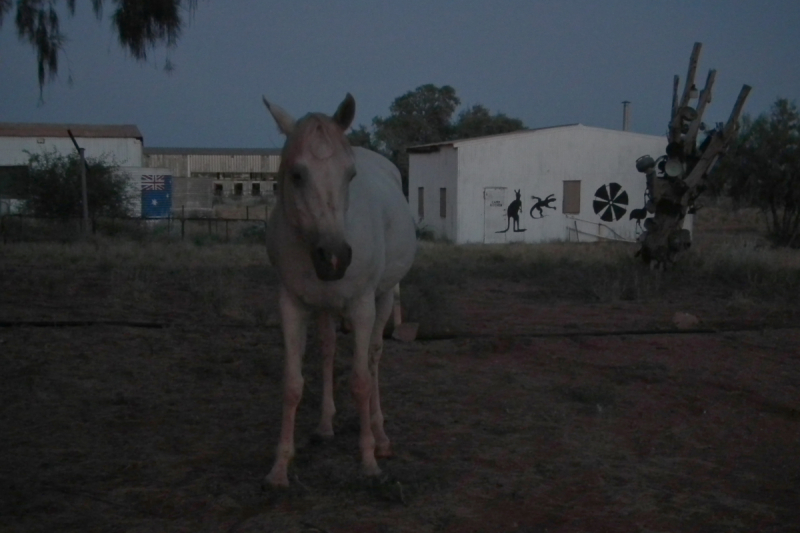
[673,312,699,329]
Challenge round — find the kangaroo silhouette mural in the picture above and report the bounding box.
[496,190,526,233]
[529,193,557,219]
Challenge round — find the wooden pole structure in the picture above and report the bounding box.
[684,69,717,149]
[67,130,90,233]
[636,43,751,268]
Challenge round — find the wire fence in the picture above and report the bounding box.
[0,214,268,245]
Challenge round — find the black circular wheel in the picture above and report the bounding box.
[593,183,629,222]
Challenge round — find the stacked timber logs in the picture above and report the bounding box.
[635,42,751,268]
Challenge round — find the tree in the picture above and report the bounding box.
[0,0,196,96]
[366,84,460,195]
[373,84,460,150]
[354,84,526,195]
[23,150,135,219]
[722,98,800,247]
[452,104,525,139]
[346,124,378,151]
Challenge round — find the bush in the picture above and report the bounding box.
[22,150,135,220]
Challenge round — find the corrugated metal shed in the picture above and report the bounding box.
[0,122,143,167]
[0,123,143,141]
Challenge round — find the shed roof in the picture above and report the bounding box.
[407,124,579,153]
[144,147,282,156]
[407,123,664,153]
[0,123,143,141]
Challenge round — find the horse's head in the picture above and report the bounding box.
[264,94,357,281]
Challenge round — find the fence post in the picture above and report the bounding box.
[225,220,229,242]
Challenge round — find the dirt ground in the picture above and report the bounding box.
[1,243,799,532]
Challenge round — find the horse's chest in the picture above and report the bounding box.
[282,270,350,310]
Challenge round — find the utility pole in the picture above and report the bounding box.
[67,130,90,233]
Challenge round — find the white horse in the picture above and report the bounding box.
[262,93,417,487]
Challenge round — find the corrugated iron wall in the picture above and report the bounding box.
[144,154,188,176]
[143,153,280,176]
[187,154,280,173]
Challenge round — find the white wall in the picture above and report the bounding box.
[408,145,458,240]
[451,125,666,244]
[0,137,143,167]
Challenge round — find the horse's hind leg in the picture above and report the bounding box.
[265,289,309,487]
[347,293,380,476]
[370,289,395,458]
[317,311,336,437]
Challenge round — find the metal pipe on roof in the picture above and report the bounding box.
[622,101,631,132]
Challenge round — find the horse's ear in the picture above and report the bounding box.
[332,93,356,131]
[262,96,296,136]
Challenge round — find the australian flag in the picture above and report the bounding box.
[141,175,172,218]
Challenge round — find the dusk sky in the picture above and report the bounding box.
[2,1,799,149]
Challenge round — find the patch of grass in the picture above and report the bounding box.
[682,239,800,301]
[404,238,800,307]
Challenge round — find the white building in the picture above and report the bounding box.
[0,123,143,167]
[409,124,677,244]
[0,123,144,215]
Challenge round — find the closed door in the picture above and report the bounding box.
[483,187,507,243]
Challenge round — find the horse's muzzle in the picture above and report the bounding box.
[311,241,352,281]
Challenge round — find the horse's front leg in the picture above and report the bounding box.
[317,311,337,437]
[347,293,380,476]
[265,288,309,487]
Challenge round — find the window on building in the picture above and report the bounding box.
[233,183,243,196]
[213,183,223,196]
[252,182,261,196]
[439,188,446,218]
[562,180,581,214]
[418,187,424,218]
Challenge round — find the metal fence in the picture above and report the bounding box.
[0,214,268,244]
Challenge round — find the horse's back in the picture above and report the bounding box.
[350,148,416,294]
[353,147,403,189]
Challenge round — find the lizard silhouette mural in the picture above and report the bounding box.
[496,190,526,233]
[529,193,557,219]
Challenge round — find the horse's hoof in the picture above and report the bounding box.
[375,443,393,458]
[264,470,290,488]
[362,462,382,477]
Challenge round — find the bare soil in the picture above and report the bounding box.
[1,246,799,532]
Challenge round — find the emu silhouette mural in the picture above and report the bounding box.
[629,207,648,232]
[529,193,557,219]
[496,190,526,233]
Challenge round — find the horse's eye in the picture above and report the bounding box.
[291,172,303,186]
